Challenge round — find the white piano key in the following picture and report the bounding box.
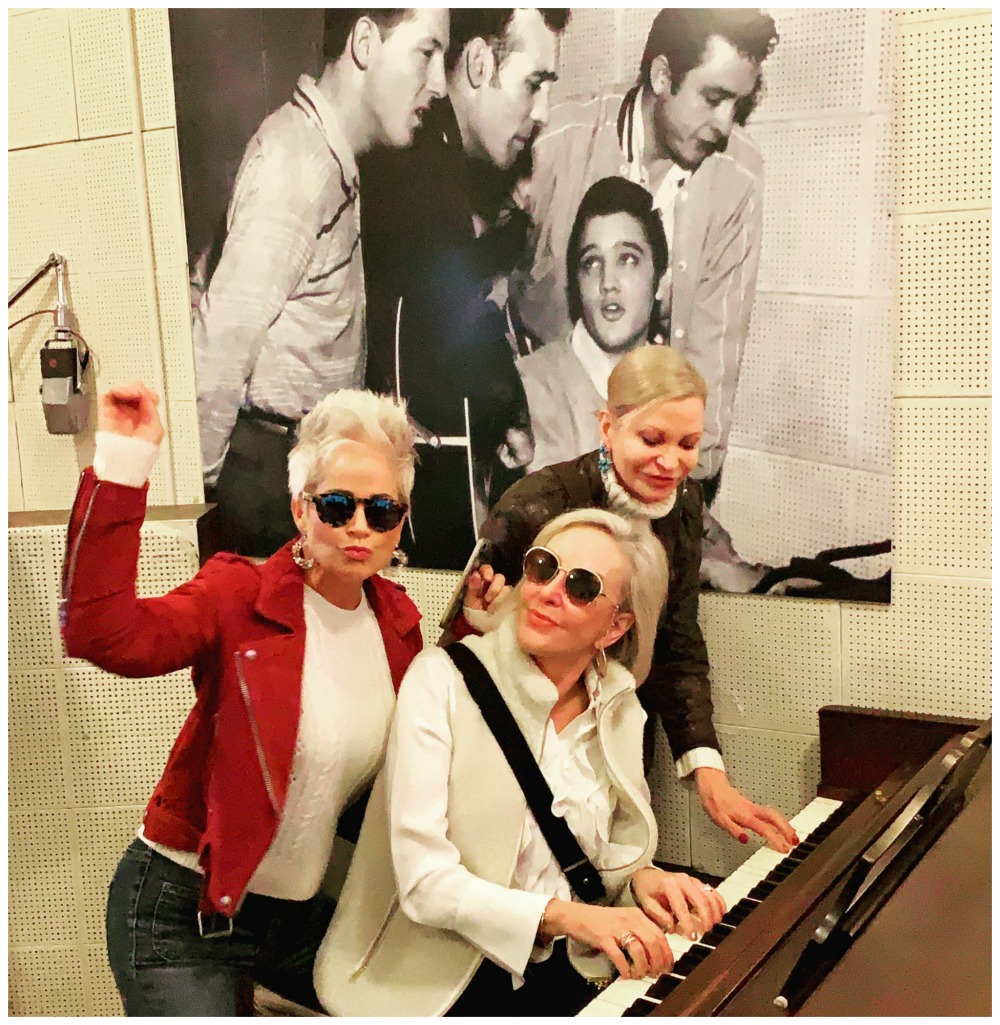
[575,798,844,1015]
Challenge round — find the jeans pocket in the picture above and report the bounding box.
[150,880,203,963]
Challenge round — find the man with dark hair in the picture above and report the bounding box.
[194,9,448,556]
[360,8,570,570]
[521,8,778,517]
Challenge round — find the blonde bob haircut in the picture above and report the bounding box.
[287,389,417,501]
[525,507,669,686]
[606,344,707,423]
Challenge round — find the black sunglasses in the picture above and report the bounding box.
[302,490,408,533]
[522,546,613,607]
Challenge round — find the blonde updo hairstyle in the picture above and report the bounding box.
[606,345,707,426]
[523,508,669,685]
[287,390,417,502]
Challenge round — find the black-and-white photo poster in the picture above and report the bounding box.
[170,8,894,602]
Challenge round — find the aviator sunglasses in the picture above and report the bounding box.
[522,546,613,607]
[302,490,408,533]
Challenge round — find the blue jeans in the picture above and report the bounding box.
[106,838,335,1016]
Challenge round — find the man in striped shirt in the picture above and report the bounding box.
[521,9,779,519]
[193,9,448,557]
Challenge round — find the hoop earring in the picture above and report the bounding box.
[595,645,609,678]
[291,534,315,571]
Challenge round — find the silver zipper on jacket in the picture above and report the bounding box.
[59,477,100,626]
[234,650,280,816]
[350,897,399,980]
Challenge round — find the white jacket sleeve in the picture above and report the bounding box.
[387,649,551,977]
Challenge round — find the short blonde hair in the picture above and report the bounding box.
[528,508,668,685]
[287,390,417,500]
[607,345,707,421]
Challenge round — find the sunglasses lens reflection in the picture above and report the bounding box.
[523,547,604,607]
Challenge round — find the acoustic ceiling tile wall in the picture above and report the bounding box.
[7,145,84,278]
[9,515,63,671]
[8,809,81,944]
[8,9,79,150]
[156,268,197,405]
[896,13,991,212]
[69,8,134,140]
[390,565,463,647]
[753,8,874,121]
[843,574,991,720]
[689,726,821,879]
[135,8,177,131]
[9,403,25,511]
[164,399,206,505]
[8,670,70,810]
[9,948,88,1017]
[648,728,692,866]
[77,136,147,272]
[82,942,124,1016]
[715,449,893,572]
[550,8,617,102]
[754,119,875,295]
[894,398,991,576]
[897,211,991,396]
[699,592,841,734]
[142,128,188,276]
[63,665,194,807]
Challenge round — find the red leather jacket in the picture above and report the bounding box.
[61,468,423,916]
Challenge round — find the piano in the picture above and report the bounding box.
[579,707,991,1017]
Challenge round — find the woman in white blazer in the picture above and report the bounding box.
[314,507,725,1016]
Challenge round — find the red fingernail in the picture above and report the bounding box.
[738,833,749,844]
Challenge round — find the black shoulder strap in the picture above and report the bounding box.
[445,644,607,904]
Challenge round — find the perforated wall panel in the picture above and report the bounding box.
[897,13,991,212]
[390,565,463,646]
[616,9,655,82]
[9,517,64,673]
[754,119,879,295]
[689,727,822,878]
[715,448,893,574]
[8,809,82,944]
[9,404,25,511]
[699,593,841,733]
[648,728,692,866]
[9,670,69,810]
[165,399,206,504]
[8,9,78,149]
[895,398,990,575]
[143,129,188,275]
[550,8,617,102]
[78,136,147,272]
[82,943,125,1016]
[898,212,991,395]
[8,144,83,278]
[135,8,177,130]
[69,9,134,140]
[9,948,89,1017]
[843,575,991,719]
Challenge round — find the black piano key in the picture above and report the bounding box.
[623,998,657,1016]
[702,923,735,946]
[647,974,683,1000]
[747,881,778,900]
[681,943,715,967]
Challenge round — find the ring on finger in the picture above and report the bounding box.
[701,884,714,893]
[617,931,638,950]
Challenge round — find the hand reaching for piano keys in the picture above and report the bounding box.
[538,899,674,980]
[693,767,799,853]
[629,867,727,942]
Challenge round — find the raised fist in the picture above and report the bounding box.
[98,381,165,446]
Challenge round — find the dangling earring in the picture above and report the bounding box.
[594,645,609,678]
[390,548,409,568]
[597,443,612,476]
[292,534,315,570]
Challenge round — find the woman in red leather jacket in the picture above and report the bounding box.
[61,381,423,1015]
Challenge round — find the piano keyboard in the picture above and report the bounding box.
[578,796,847,1017]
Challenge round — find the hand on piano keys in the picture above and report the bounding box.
[629,866,727,942]
[578,796,848,1017]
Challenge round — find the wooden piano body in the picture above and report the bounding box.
[581,707,990,1017]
